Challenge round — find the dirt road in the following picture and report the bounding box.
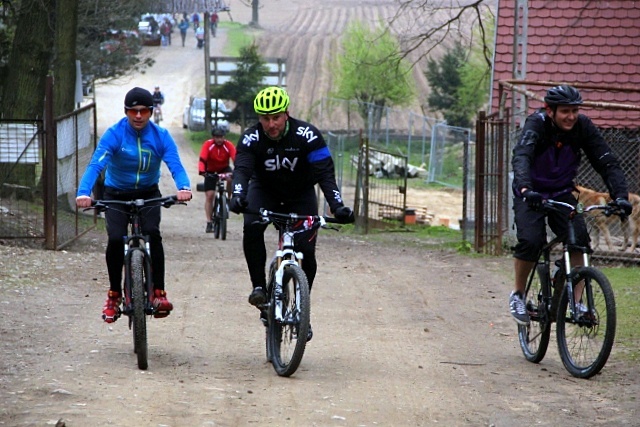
[1,2,639,426]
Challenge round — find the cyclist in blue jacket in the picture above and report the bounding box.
[229,86,354,341]
[76,87,192,323]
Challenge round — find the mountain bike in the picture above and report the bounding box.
[88,195,185,370]
[153,104,163,124]
[518,198,624,378]
[197,172,231,240]
[252,208,341,377]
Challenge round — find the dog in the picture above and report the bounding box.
[574,185,640,252]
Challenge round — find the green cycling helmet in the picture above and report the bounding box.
[253,86,290,115]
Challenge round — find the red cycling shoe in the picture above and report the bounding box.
[152,289,173,318]
[102,290,121,323]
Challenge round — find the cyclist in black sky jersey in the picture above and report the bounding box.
[229,86,354,340]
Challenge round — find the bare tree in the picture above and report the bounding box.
[394,0,494,68]
[237,0,259,26]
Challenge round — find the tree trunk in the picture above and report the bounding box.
[251,0,259,26]
[0,0,55,119]
[53,0,79,117]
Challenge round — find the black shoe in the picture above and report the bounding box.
[306,324,313,342]
[205,222,213,233]
[248,286,267,307]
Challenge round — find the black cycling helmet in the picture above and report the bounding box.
[544,85,583,106]
[211,126,226,137]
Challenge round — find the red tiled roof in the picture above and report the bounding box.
[492,0,640,128]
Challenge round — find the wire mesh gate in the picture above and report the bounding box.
[353,138,408,233]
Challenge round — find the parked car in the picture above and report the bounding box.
[182,97,230,132]
[138,14,161,46]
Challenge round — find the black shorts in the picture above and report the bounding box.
[512,191,590,261]
[203,166,233,191]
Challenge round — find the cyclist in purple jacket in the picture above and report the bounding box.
[509,85,631,325]
[229,86,354,341]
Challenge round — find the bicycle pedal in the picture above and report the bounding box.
[153,310,170,318]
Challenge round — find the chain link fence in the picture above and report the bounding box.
[0,121,45,242]
[0,97,97,249]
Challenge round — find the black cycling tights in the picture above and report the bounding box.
[106,234,165,292]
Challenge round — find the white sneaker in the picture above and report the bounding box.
[575,301,589,313]
[509,291,530,325]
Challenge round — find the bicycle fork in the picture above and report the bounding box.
[560,246,592,320]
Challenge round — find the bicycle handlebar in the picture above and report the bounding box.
[247,208,343,228]
[87,195,185,213]
[543,198,627,218]
[201,172,232,180]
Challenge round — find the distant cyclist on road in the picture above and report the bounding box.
[152,85,165,121]
[229,86,355,341]
[198,126,236,233]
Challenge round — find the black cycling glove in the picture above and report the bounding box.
[615,198,633,216]
[333,206,355,223]
[229,195,248,214]
[522,189,543,209]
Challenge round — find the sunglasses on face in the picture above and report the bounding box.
[125,107,152,117]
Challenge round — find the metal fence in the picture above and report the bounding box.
[312,97,442,168]
[54,103,98,249]
[0,80,97,249]
[0,120,45,242]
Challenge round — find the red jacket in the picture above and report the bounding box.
[199,139,236,174]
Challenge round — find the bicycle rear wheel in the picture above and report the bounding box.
[518,264,552,363]
[131,250,148,370]
[219,192,227,240]
[556,266,616,379]
[268,264,310,377]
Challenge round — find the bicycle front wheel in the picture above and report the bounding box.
[264,259,278,363]
[131,250,149,370]
[219,192,227,240]
[213,196,221,239]
[518,264,552,363]
[268,264,310,377]
[556,266,616,379]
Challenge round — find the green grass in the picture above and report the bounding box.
[218,22,258,56]
[600,266,640,361]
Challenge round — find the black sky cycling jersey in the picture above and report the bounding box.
[232,116,345,212]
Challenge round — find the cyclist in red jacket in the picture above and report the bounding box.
[199,126,236,233]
